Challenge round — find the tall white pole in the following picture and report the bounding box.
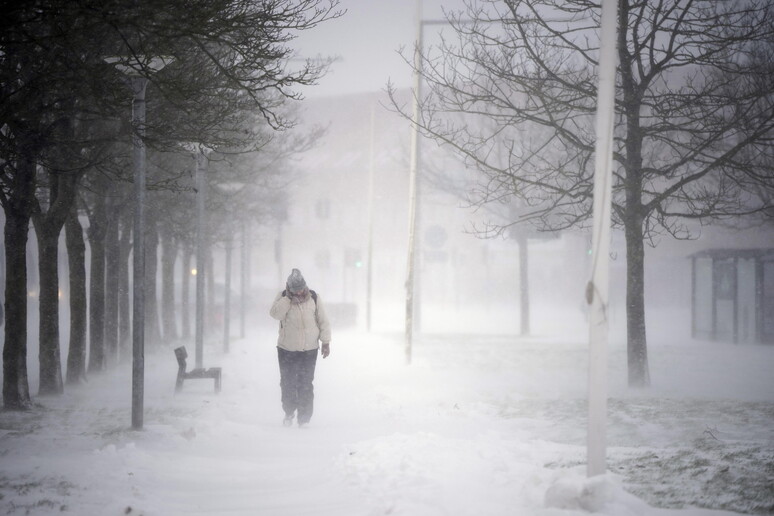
[587,0,619,477]
[130,76,148,430]
[405,0,423,365]
[366,105,376,332]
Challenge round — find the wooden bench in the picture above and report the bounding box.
[174,346,222,393]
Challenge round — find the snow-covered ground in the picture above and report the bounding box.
[1,325,772,515]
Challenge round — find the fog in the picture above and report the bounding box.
[291,0,468,98]
[2,0,773,514]
[7,85,771,512]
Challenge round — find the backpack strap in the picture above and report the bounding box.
[309,290,318,319]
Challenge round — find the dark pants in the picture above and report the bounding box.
[277,347,318,424]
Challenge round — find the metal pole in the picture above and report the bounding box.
[245,225,251,303]
[223,234,232,353]
[587,0,618,477]
[130,76,148,430]
[240,218,247,339]
[366,105,376,332]
[195,150,206,370]
[405,0,422,365]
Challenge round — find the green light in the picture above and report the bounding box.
[355,261,364,268]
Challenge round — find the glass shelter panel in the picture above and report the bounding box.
[763,261,774,342]
[714,259,736,342]
[736,259,757,343]
[693,257,713,338]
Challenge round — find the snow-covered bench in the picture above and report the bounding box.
[174,346,221,393]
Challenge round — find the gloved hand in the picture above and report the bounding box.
[321,342,330,358]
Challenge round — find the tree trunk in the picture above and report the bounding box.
[2,152,35,409]
[144,214,161,347]
[0,212,5,328]
[103,192,121,365]
[65,202,87,385]
[34,223,64,395]
[3,214,33,409]
[160,226,178,341]
[87,192,107,373]
[118,214,131,362]
[624,210,651,387]
[619,19,651,388]
[32,171,77,395]
[181,244,192,340]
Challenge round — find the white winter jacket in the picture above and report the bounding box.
[269,290,331,352]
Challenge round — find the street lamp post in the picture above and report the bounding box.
[240,217,248,339]
[223,233,232,353]
[106,55,171,430]
[215,180,245,354]
[366,105,376,333]
[194,147,208,370]
[405,0,454,364]
[405,1,451,363]
[130,75,148,430]
[405,0,423,365]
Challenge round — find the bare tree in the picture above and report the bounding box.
[389,0,774,386]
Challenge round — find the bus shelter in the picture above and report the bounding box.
[691,248,774,343]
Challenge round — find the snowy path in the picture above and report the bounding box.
[1,327,772,515]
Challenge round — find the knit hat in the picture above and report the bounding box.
[286,268,307,293]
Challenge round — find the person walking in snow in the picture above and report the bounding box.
[269,268,331,428]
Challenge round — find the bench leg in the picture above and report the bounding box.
[175,368,185,393]
[214,371,221,393]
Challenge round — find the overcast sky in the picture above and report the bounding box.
[293,0,469,98]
